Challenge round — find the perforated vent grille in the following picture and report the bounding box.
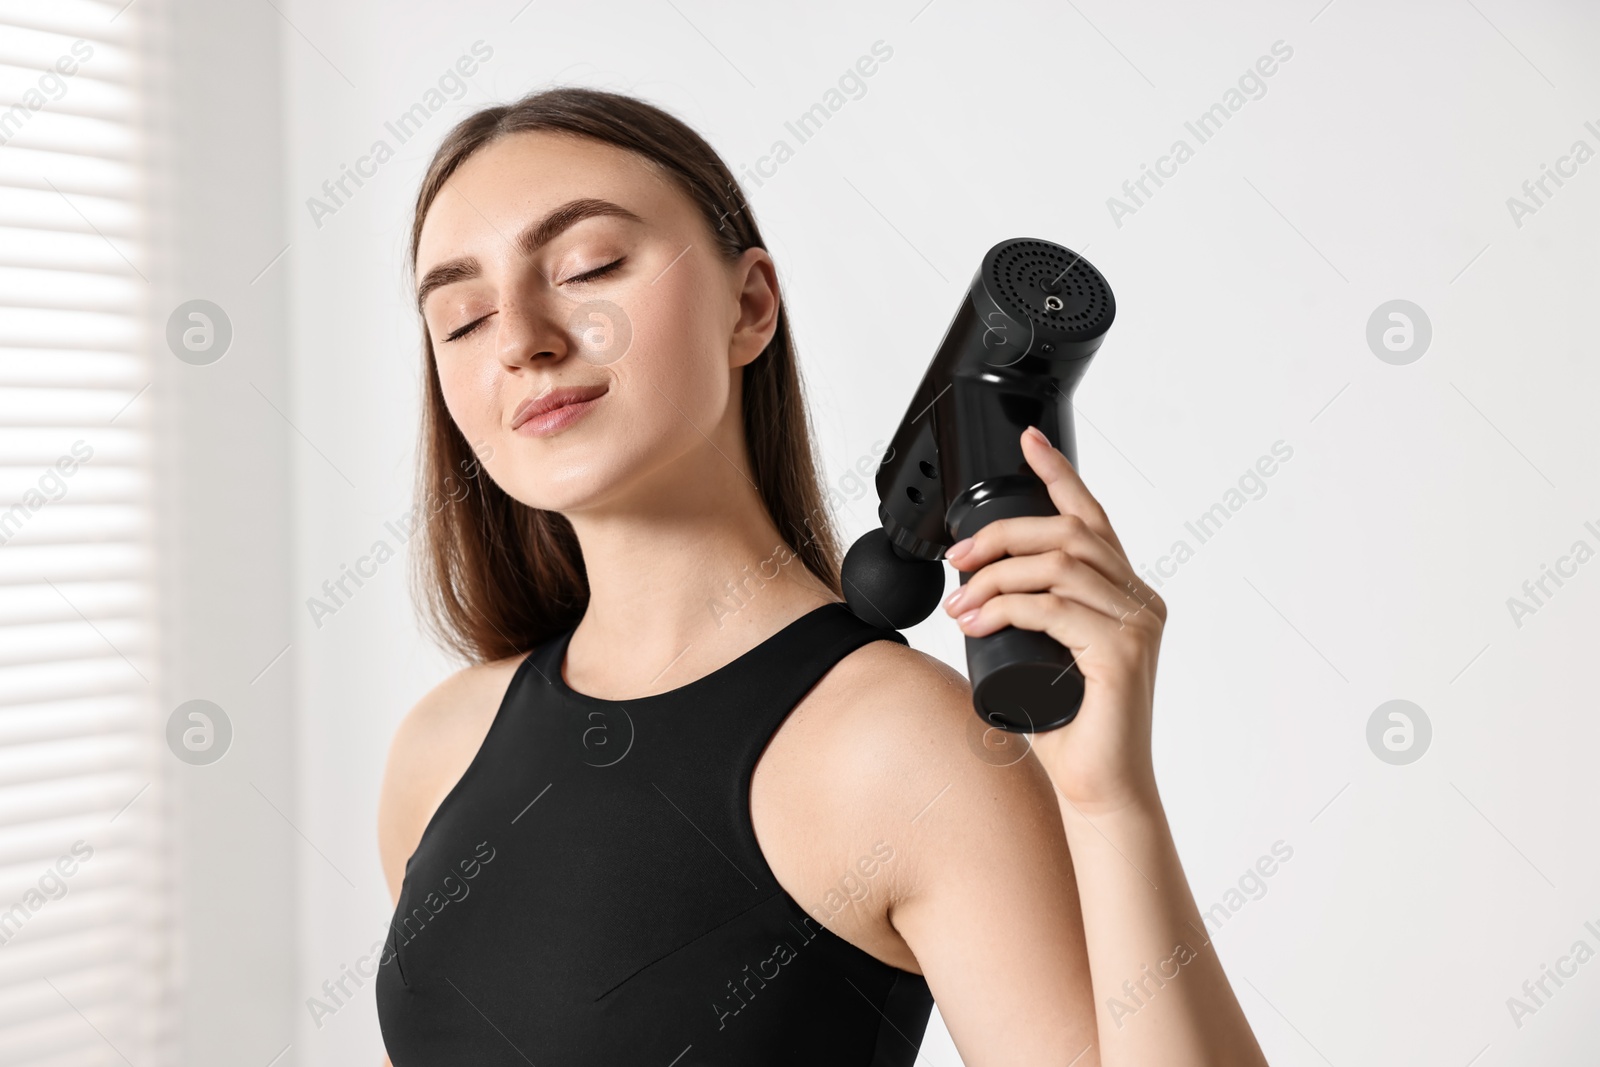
[987,240,1111,339]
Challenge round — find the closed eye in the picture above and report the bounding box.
[565,256,625,285]
[442,315,491,343]
[439,257,625,344]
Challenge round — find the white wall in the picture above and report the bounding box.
[264,1,1600,1063]
[148,0,297,1062]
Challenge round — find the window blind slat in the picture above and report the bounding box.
[0,0,167,1060]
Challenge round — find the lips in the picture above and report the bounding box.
[510,383,610,431]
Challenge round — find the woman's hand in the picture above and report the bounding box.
[942,433,1271,1066]
[942,425,1166,815]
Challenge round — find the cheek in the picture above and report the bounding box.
[622,273,729,423]
[435,354,503,441]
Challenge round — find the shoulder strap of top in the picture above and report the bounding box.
[724,601,909,768]
[725,599,904,696]
[707,602,911,899]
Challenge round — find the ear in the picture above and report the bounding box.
[727,246,781,370]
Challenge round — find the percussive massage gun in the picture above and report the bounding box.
[840,238,1116,734]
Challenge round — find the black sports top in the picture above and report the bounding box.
[376,601,935,1065]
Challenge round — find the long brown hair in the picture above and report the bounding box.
[406,87,841,665]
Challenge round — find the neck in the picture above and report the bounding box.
[560,429,836,695]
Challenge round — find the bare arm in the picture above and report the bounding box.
[941,425,1267,1066]
[804,643,1100,1066]
[1053,788,1263,1062]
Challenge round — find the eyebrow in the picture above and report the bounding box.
[415,196,646,311]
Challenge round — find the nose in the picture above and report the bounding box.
[494,286,572,371]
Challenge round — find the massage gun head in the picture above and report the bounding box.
[840,527,946,631]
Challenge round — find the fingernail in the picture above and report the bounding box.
[946,538,973,562]
[944,588,964,611]
[957,609,980,628]
[1024,425,1050,447]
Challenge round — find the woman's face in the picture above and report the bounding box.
[414,130,777,514]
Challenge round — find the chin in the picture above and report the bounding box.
[490,444,632,515]
[503,469,613,515]
[492,414,702,515]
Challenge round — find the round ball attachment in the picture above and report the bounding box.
[840,528,946,630]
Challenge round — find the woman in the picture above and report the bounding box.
[373,87,1267,1066]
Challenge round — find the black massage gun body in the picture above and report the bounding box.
[841,238,1115,733]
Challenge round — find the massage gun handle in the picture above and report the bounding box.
[950,482,1085,734]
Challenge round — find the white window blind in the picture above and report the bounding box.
[0,2,171,1064]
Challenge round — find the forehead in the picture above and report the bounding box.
[416,130,680,269]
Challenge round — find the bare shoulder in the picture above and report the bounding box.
[376,652,528,905]
[805,635,1095,1052]
[774,635,1067,930]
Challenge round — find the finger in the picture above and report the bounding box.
[949,547,1153,628]
[955,589,1128,656]
[1019,426,1124,556]
[950,512,1148,602]
[950,513,1167,623]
